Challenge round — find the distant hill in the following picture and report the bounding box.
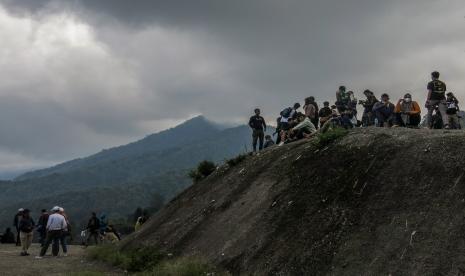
[0,116,274,231]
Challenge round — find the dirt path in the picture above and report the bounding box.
[0,244,123,276]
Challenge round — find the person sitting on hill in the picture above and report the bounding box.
[281,113,317,144]
[319,101,332,128]
[276,103,301,144]
[1,228,16,244]
[360,89,379,127]
[446,92,460,129]
[373,93,395,127]
[393,93,421,128]
[248,108,267,152]
[264,135,275,148]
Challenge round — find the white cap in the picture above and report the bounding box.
[18,208,24,212]
[51,206,60,212]
[59,207,64,212]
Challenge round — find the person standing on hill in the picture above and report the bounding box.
[249,108,267,152]
[426,71,449,129]
[85,212,100,246]
[18,209,34,256]
[13,208,24,246]
[37,209,49,247]
[304,97,319,129]
[37,206,67,258]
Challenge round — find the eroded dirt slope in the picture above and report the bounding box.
[124,128,465,275]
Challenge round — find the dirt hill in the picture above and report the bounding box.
[123,128,465,275]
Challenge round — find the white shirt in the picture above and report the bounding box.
[46,213,67,231]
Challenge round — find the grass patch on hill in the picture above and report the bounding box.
[226,153,248,167]
[314,127,349,148]
[87,245,228,275]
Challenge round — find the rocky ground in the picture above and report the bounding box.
[0,244,123,276]
[123,127,465,275]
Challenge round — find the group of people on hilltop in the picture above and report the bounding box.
[249,71,461,151]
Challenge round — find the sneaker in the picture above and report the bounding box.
[278,142,285,146]
[63,253,68,257]
[35,256,43,259]
[444,124,451,129]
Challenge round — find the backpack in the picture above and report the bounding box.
[280,107,292,118]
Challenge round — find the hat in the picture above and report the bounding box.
[51,206,60,212]
[18,208,24,212]
[59,207,64,212]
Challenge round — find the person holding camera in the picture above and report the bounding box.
[359,90,379,127]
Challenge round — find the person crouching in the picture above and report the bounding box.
[393,93,421,128]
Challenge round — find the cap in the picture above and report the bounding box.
[51,206,60,212]
[18,208,24,212]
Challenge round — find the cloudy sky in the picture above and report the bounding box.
[0,0,464,175]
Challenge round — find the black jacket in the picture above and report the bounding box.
[249,115,266,131]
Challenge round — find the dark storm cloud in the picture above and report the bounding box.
[0,0,464,171]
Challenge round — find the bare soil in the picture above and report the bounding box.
[0,244,123,276]
[123,128,465,275]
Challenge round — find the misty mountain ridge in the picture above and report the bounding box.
[0,115,272,231]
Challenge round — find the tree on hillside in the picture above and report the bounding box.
[188,160,217,183]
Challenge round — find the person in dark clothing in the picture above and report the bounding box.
[446,92,460,129]
[13,209,24,246]
[37,209,49,247]
[360,89,379,127]
[19,209,35,256]
[248,108,267,152]
[1,228,16,244]
[373,93,395,127]
[264,135,275,149]
[426,71,449,128]
[319,101,332,128]
[85,212,100,246]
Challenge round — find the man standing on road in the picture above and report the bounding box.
[36,206,67,258]
[249,108,267,152]
[426,71,449,129]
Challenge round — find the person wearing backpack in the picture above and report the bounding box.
[276,103,300,144]
[18,209,35,256]
[248,108,267,152]
[446,92,460,129]
[426,71,449,129]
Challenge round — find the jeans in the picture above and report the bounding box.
[252,129,264,152]
[20,232,33,253]
[53,232,68,253]
[40,230,62,256]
